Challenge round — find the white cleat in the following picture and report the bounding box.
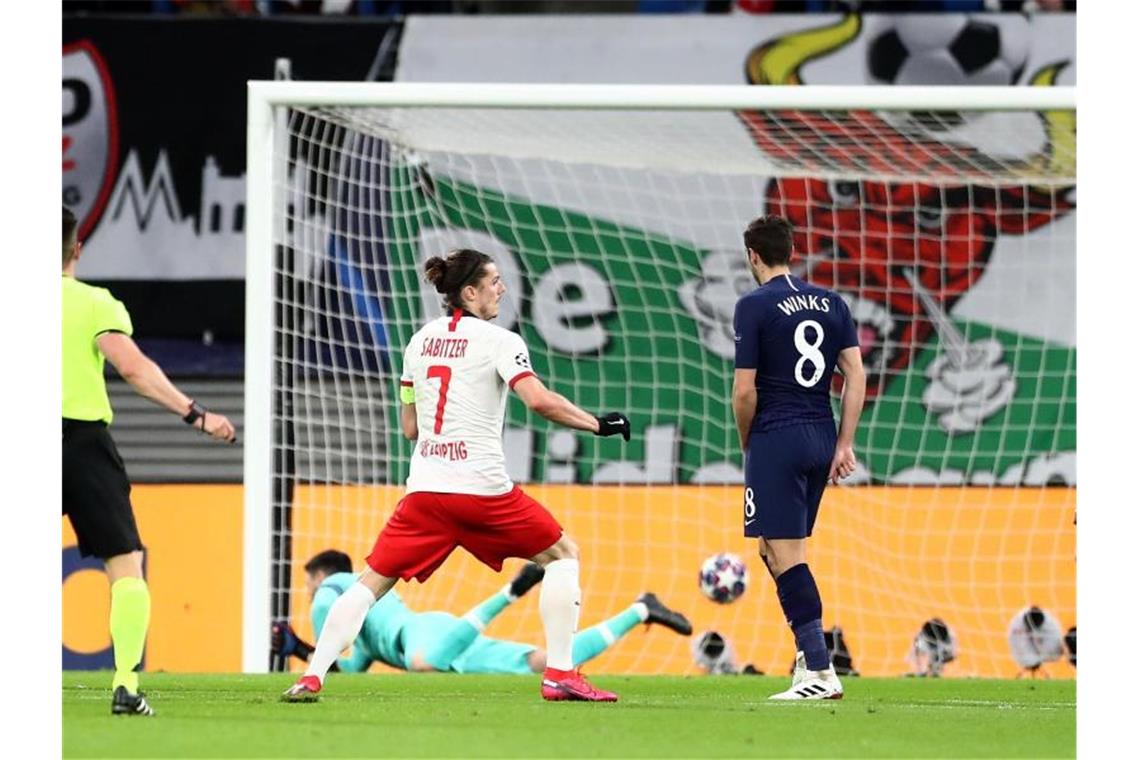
[792,650,807,686]
[770,664,843,700]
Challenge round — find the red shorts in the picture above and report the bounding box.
[365,486,563,582]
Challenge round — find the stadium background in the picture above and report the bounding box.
[62,1,1075,678]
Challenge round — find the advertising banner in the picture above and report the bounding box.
[62,16,401,338]
[62,485,243,672]
[379,13,1077,486]
[398,13,1076,88]
[62,483,1075,677]
[287,484,1075,678]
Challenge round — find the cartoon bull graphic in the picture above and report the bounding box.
[683,14,1074,433]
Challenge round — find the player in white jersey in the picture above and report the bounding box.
[400,302,540,497]
[284,248,631,704]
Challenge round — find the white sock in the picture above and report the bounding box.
[539,558,581,671]
[304,582,376,682]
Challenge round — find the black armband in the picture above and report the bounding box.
[183,400,207,429]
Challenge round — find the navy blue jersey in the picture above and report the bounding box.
[734,273,858,434]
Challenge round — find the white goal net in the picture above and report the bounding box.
[244,82,1075,678]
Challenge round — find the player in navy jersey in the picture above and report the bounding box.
[731,215,866,700]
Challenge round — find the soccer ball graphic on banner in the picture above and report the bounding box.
[865,14,1030,130]
[699,553,749,604]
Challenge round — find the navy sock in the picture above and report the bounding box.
[775,563,830,671]
[793,620,829,672]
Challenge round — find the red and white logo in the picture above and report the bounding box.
[63,40,119,240]
[737,15,1074,407]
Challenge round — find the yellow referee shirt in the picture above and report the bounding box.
[62,276,133,424]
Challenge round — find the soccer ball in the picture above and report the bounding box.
[698,552,748,604]
[865,14,1030,130]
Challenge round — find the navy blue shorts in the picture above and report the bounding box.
[744,421,836,539]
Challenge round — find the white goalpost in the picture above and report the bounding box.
[244,81,1076,676]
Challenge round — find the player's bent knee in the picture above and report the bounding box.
[757,542,776,579]
[765,538,807,578]
[104,550,144,582]
[527,649,547,673]
[358,568,397,599]
[408,653,440,673]
[558,534,580,560]
[531,533,579,565]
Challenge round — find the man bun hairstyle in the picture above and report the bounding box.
[743,215,794,267]
[63,206,78,265]
[424,248,493,311]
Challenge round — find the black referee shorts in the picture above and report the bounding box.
[62,418,143,560]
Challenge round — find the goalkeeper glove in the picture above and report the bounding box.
[593,412,631,441]
[271,621,315,662]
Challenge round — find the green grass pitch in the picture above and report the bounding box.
[63,672,1074,758]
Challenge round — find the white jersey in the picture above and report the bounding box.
[401,311,534,496]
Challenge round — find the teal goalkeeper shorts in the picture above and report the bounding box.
[400,611,536,675]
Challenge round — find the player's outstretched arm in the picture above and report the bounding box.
[830,346,866,484]
[512,375,629,440]
[732,369,758,453]
[97,332,236,443]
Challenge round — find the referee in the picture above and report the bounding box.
[62,207,236,716]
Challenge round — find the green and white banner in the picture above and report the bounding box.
[379,171,1074,487]
[377,13,1075,486]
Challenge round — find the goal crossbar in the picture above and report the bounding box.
[247,81,1075,112]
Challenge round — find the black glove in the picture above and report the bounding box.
[271,621,315,662]
[594,412,631,441]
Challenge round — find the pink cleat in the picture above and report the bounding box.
[281,675,322,703]
[541,668,618,702]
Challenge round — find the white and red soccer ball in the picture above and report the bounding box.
[698,552,748,604]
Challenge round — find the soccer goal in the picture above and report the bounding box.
[244,81,1076,677]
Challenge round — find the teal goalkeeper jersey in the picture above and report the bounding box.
[310,573,415,672]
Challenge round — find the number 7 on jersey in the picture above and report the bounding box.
[426,364,452,434]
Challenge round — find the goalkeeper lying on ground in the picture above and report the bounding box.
[274,549,693,674]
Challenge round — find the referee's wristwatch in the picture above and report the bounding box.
[183,400,208,430]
